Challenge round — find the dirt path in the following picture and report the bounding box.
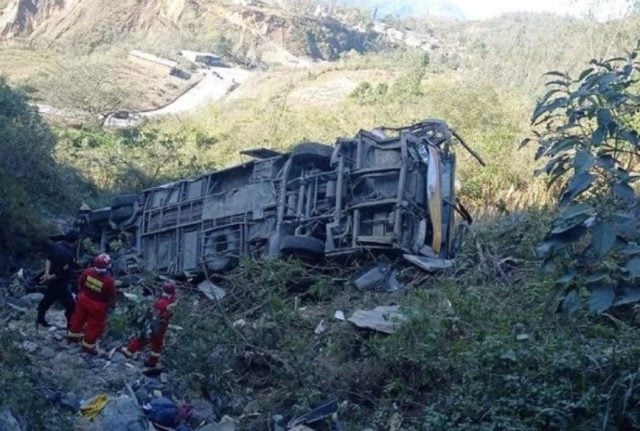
[36,66,255,128]
[138,66,254,118]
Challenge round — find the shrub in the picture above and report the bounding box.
[525,43,640,312]
[0,77,63,255]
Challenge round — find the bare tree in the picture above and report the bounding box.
[35,57,135,125]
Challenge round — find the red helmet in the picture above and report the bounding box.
[94,253,111,269]
[162,280,176,295]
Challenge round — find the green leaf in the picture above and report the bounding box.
[625,257,640,278]
[551,204,595,234]
[613,182,636,204]
[621,245,640,255]
[561,289,580,315]
[591,222,616,258]
[591,127,606,145]
[560,172,595,206]
[614,287,640,306]
[588,286,615,313]
[532,97,569,123]
[545,137,578,158]
[538,88,568,106]
[544,70,571,79]
[560,203,596,218]
[595,154,616,169]
[597,72,616,88]
[618,129,639,147]
[545,79,571,87]
[574,150,594,174]
[578,67,595,81]
[585,273,611,285]
[596,109,613,129]
[556,270,577,285]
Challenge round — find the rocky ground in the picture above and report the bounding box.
[0,260,377,431]
[1,287,238,431]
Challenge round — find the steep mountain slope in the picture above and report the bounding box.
[0,0,381,63]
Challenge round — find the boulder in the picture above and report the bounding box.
[199,415,236,431]
[0,406,22,431]
[100,395,148,431]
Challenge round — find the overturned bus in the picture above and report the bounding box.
[78,120,480,276]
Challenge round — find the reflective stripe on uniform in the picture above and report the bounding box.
[81,339,97,349]
[67,331,84,339]
[149,351,162,358]
[121,347,135,358]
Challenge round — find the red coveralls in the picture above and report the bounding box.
[123,293,176,367]
[67,267,116,354]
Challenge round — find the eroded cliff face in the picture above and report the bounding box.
[0,0,202,41]
[0,0,75,38]
[0,0,379,63]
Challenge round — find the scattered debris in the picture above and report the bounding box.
[5,297,28,312]
[500,350,517,362]
[314,320,327,334]
[199,415,236,431]
[334,310,345,321]
[348,306,406,334]
[143,396,178,427]
[20,293,44,306]
[97,395,148,431]
[353,261,402,292]
[197,280,226,302]
[22,340,38,353]
[39,346,57,359]
[269,414,285,431]
[243,399,260,416]
[403,254,454,272]
[516,334,531,341]
[123,292,140,302]
[287,396,338,428]
[232,319,247,328]
[80,394,109,420]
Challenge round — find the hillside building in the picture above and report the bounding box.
[128,50,191,79]
[180,50,226,67]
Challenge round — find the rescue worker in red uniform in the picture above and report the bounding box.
[121,280,177,371]
[67,253,116,355]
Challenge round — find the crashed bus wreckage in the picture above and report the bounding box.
[78,119,483,276]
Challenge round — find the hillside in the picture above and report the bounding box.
[0,0,381,62]
[4,1,640,430]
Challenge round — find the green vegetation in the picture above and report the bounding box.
[54,51,536,211]
[3,3,640,429]
[527,44,640,313]
[0,78,84,257]
[167,211,640,429]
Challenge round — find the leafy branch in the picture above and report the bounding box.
[525,41,640,313]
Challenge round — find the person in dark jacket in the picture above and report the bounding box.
[36,231,79,328]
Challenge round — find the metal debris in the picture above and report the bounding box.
[334,310,345,321]
[347,306,406,334]
[353,261,402,292]
[287,396,338,428]
[314,320,327,334]
[197,280,226,302]
[403,254,454,272]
